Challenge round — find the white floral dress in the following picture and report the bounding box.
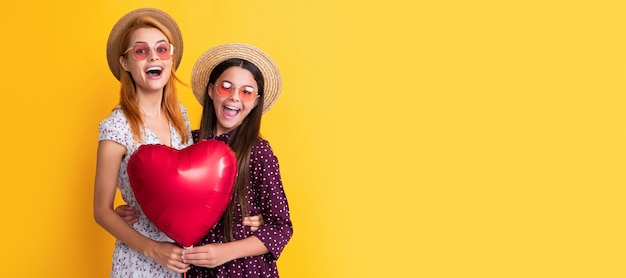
[98,104,193,278]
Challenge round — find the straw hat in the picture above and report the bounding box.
[191,43,282,114]
[106,8,183,80]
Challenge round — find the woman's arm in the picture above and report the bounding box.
[93,140,190,273]
[115,205,264,231]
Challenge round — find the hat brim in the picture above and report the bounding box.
[106,8,183,81]
[191,43,282,114]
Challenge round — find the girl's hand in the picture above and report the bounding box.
[181,244,229,268]
[114,204,139,226]
[242,214,264,232]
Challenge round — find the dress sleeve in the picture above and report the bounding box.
[249,139,293,260]
[98,109,133,150]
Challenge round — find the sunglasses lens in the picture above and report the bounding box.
[155,42,172,60]
[129,43,172,60]
[131,44,150,60]
[215,81,257,101]
[216,82,232,97]
[239,86,256,101]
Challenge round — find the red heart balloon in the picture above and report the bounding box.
[127,139,237,247]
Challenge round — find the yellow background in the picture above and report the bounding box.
[1,0,625,277]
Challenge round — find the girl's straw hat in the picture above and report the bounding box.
[106,8,183,80]
[191,43,282,114]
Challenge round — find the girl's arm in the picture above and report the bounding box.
[246,140,294,260]
[93,140,190,273]
[115,204,140,226]
[181,236,268,268]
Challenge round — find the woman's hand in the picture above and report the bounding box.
[243,214,264,232]
[114,204,139,226]
[113,205,188,272]
[146,241,191,273]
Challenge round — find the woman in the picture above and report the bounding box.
[93,8,192,277]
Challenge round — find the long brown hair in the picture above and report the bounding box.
[198,58,265,242]
[116,16,189,143]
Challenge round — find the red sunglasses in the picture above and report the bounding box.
[123,41,174,61]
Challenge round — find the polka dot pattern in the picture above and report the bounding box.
[98,104,194,278]
[187,131,293,278]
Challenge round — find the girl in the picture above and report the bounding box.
[181,43,294,277]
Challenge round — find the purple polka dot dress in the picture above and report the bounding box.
[187,131,294,278]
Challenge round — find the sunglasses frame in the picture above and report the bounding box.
[213,81,260,102]
[123,41,175,61]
